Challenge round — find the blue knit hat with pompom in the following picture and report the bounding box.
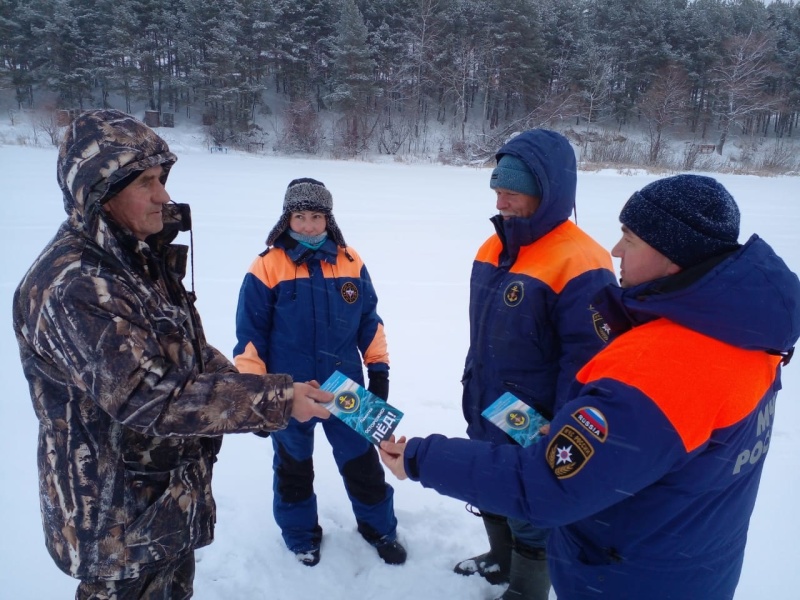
[620,174,741,268]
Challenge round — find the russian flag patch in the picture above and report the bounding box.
[572,406,608,442]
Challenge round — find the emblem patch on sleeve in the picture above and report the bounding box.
[341,282,359,304]
[546,425,594,479]
[572,407,608,442]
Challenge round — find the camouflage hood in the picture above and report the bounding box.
[14,111,297,581]
[57,109,177,231]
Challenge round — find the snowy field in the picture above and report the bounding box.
[1,132,798,599]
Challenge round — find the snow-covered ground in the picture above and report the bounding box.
[1,126,798,599]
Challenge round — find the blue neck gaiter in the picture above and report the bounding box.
[289,229,328,250]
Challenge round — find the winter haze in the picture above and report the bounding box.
[1,125,798,599]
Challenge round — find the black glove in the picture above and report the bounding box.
[253,430,271,439]
[367,369,389,401]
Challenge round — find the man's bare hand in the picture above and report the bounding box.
[379,435,408,480]
[291,381,332,422]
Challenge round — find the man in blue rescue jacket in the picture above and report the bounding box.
[380,174,800,600]
[455,128,615,599]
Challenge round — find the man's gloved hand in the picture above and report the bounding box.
[367,369,389,401]
[253,430,270,439]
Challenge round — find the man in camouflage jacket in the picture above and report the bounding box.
[12,109,331,599]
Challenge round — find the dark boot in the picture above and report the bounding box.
[375,539,407,565]
[294,547,320,567]
[357,521,408,566]
[453,512,513,585]
[496,547,551,600]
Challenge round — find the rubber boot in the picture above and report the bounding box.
[496,547,551,600]
[453,513,513,585]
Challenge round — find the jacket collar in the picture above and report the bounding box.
[277,234,339,266]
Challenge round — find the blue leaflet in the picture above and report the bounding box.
[482,392,550,447]
[320,371,404,445]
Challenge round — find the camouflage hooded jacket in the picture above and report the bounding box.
[12,110,294,581]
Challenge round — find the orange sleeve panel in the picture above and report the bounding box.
[475,221,613,293]
[234,341,267,375]
[576,319,781,452]
[363,322,389,365]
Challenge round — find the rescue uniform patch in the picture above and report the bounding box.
[341,281,358,304]
[503,281,524,307]
[590,304,611,342]
[546,425,594,479]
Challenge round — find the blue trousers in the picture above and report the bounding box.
[270,416,397,553]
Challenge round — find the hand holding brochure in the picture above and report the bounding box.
[481,392,549,447]
[320,371,403,445]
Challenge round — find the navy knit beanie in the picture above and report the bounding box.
[620,174,740,268]
[490,154,541,197]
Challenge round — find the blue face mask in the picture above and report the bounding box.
[289,229,328,250]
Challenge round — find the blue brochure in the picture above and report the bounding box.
[481,392,549,447]
[320,371,403,446]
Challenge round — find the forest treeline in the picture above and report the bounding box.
[1,0,799,167]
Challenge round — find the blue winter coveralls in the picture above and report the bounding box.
[235,235,396,553]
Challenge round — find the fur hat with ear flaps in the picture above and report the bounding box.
[266,178,347,247]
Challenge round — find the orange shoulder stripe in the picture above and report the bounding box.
[576,319,781,452]
[248,246,365,288]
[474,221,613,293]
[475,235,504,264]
[335,246,365,279]
[248,252,307,288]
